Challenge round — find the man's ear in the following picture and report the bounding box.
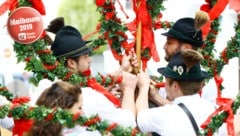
[181,43,193,50]
[67,59,76,69]
[173,81,179,89]
[173,81,181,92]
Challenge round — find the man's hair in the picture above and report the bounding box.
[168,78,204,95]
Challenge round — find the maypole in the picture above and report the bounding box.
[134,0,142,74]
[128,0,161,73]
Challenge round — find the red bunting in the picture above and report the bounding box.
[229,0,240,12]
[127,0,160,70]
[201,98,234,136]
[83,116,101,126]
[200,0,229,39]
[72,111,81,121]
[155,82,165,88]
[11,96,33,136]
[116,0,129,19]
[28,0,46,15]
[12,119,33,136]
[95,0,106,7]
[12,96,30,104]
[0,0,18,16]
[105,122,118,131]
[214,74,223,98]
[87,78,121,108]
[221,48,229,64]
[208,0,228,20]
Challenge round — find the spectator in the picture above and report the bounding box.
[28,81,101,136]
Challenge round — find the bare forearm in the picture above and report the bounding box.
[150,93,171,106]
[121,90,136,115]
[136,87,149,113]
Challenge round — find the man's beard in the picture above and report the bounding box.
[165,52,175,62]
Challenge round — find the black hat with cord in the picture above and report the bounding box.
[157,49,208,81]
[162,11,209,48]
[47,17,92,58]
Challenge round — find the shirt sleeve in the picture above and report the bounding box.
[137,108,163,134]
[82,87,136,127]
[0,116,14,129]
[0,96,13,129]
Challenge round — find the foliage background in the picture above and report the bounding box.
[58,0,99,36]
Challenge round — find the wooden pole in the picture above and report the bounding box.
[133,1,142,74]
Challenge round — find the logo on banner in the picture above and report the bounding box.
[7,7,44,44]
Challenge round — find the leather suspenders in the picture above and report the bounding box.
[178,103,199,135]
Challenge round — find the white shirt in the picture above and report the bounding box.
[0,95,14,129]
[81,87,136,127]
[137,94,227,136]
[158,79,218,104]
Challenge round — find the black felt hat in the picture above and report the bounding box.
[162,11,209,47]
[51,26,92,58]
[157,50,208,81]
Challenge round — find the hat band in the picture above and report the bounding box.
[164,66,204,80]
[56,45,89,58]
[168,28,202,46]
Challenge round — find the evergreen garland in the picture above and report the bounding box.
[0,0,239,135]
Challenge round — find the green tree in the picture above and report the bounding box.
[58,0,99,38]
[58,0,107,54]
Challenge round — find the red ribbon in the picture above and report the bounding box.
[200,0,228,38]
[208,0,228,20]
[72,111,81,121]
[44,107,57,121]
[201,97,234,136]
[28,0,46,15]
[63,72,73,81]
[80,69,92,77]
[87,78,121,108]
[12,96,30,104]
[127,0,160,70]
[11,96,33,136]
[43,61,58,71]
[229,0,240,12]
[0,0,18,16]
[95,0,106,7]
[12,119,33,136]
[155,82,165,88]
[83,115,101,126]
[214,74,223,98]
[116,0,129,19]
[221,48,229,64]
[105,122,118,131]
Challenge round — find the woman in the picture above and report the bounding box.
[28,81,101,136]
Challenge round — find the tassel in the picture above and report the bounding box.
[195,11,210,30]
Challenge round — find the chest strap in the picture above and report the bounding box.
[178,103,199,135]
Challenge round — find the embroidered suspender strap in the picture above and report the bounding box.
[178,103,199,135]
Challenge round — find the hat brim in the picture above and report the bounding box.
[69,46,92,58]
[162,32,174,37]
[161,29,203,47]
[157,67,209,81]
[161,30,180,39]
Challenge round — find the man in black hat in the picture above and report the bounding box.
[136,49,227,135]
[149,11,214,107]
[48,18,139,128]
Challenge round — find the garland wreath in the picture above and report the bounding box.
[0,85,146,136]
[199,0,240,98]
[0,0,239,135]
